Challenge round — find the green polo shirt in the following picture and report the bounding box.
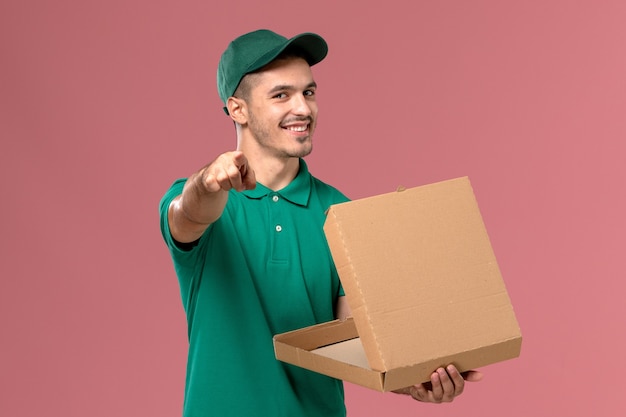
[159,159,349,417]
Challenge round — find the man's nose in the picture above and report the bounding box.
[291,94,312,116]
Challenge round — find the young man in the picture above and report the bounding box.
[159,29,481,417]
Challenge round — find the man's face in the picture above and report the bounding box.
[242,57,318,159]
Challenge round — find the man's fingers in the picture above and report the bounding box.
[226,164,245,191]
[445,365,465,397]
[229,151,255,191]
[202,171,223,193]
[436,367,458,403]
[203,151,254,192]
[239,162,256,190]
[423,366,466,403]
[429,370,444,403]
[395,366,483,404]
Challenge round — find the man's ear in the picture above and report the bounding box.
[227,97,248,125]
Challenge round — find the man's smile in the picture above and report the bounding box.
[284,124,308,132]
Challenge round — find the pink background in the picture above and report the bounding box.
[1,1,625,416]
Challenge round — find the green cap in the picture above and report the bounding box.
[217,29,328,114]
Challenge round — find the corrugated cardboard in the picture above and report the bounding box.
[273,177,522,392]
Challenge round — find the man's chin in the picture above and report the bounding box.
[288,140,313,158]
[289,150,312,159]
[297,144,313,158]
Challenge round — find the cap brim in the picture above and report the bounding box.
[246,32,328,74]
[284,33,328,66]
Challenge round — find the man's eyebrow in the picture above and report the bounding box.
[267,82,317,94]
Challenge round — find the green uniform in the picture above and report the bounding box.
[159,159,349,417]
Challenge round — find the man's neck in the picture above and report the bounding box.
[251,156,300,191]
[236,127,305,190]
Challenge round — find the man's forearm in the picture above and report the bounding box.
[168,168,228,243]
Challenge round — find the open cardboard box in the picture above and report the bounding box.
[273,177,522,392]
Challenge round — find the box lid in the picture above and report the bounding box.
[323,177,521,373]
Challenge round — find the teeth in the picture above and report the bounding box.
[286,125,307,132]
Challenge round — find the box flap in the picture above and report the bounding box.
[273,319,388,391]
[323,177,521,372]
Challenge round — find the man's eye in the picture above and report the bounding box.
[273,93,287,99]
[304,90,315,97]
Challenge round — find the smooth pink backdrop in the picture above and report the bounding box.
[1,1,625,416]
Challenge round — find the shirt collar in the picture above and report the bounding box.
[241,159,311,206]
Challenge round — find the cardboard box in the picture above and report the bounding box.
[273,177,522,392]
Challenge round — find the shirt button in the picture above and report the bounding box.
[275,225,282,232]
[272,195,279,202]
